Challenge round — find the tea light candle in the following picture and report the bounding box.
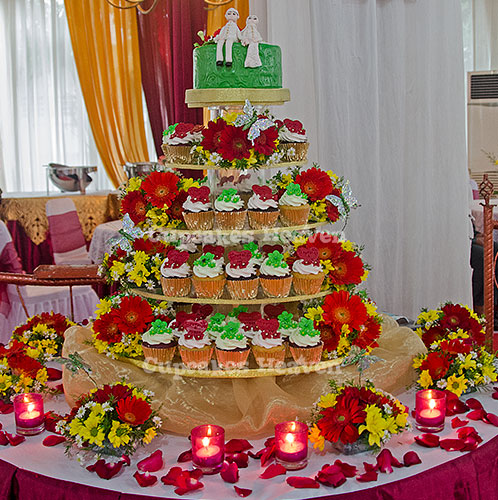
[275,421,308,470]
[13,393,45,436]
[415,389,446,433]
[191,424,224,474]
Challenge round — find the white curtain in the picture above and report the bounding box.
[263,0,471,318]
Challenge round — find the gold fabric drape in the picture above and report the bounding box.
[64,0,149,188]
[206,0,249,36]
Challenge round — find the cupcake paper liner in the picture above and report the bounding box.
[248,210,280,229]
[252,344,286,368]
[192,275,226,299]
[179,345,213,370]
[184,211,214,231]
[226,277,259,299]
[215,210,247,230]
[279,142,309,162]
[161,276,192,297]
[260,275,292,298]
[289,342,324,366]
[215,347,250,369]
[161,144,193,164]
[292,272,325,295]
[279,204,310,227]
[142,345,176,365]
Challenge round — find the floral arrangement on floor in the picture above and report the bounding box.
[308,380,409,451]
[10,312,74,363]
[0,341,49,401]
[92,294,173,359]
[412,303,496,396]
[56,382,161,457]
[268,165,357,225]
[100,236,173,290]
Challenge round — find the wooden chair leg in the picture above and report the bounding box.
[69,285,74,322]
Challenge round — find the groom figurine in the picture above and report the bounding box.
[215,7,241,67]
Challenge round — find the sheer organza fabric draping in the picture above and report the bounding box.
[62,315,426,438]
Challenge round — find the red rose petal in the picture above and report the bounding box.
[120,455,131,467]
[465,398,483,410]
[260,463,287,479]
[225,438,253,454]
[161,466,183,485]
[363,462,378,472]
[414,433,440,447]
[356,470,378,482]
[467,409,487,421]
[221,462,239,483]
[0,422,2,430]
[226,452,249,468]
[0,401,13,414]
[264,437,275,448]
[440,438,465,452]
[446,398,469,416]
[0,431,8,446]
[403,451,422,467]
[137,450,163,472]
[174,471,204,496]
[461,436,480,451]
[6,433,25,446]
[316,465,346,487]
[248,449,264,460]
[134,471,157,487]
[177,450,192,462]
[287,476,320,489]
[46,367,62,380]
[376,449,403,474]
[42,435,66,447]
[87,459,124,480]
[53,384,64,394]
[451,417,469,428]
[484,413,498,427]
[44,412,63,434]
[334,459,357,478]
[492,390,498,400]
[260,444,276,467]
[234,486,252,497]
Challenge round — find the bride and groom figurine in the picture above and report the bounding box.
[215,8,263,68]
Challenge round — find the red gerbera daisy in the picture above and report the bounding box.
[93,383,133,404]
[328,251,365,285]
[438,339,472,355]
[141,171,180,209]
[107,247,128,268]
[252,126,278,156]
[439,304,471,331]
[322,290,368,331]
[420,352,451,380]
[317,396,366,444]
[133,238,171,256]
[296,167,334,202]
[466,317,485,346]
[35,312,71,335]
[116,396,152,426]
[421,325,446,348]
[167,189,188,221]
[93,312,122,344]
[114,296,153,335]
[201,119,227,151]
[325,201,340,223]
[121,191,147,224]
[217,125,251,161]
[317,323,340,353]
[353,317,381,350]
[306,233,341,261]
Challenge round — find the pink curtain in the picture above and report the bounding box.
[137,0,206,157]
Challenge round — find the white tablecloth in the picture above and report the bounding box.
[470,198,498,242]
[88,220,123,264]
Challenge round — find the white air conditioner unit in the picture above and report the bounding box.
[467,71,498,189]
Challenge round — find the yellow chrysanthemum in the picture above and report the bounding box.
[416,309,440,326]
[146,208,170,228]
[337,334,350,356]
[143,427,157,445]
[482,363,498,382]
[223,112,241,124]
[68,418,86,437]
[321,259,334,274]
[127,264,151,287]
[361,269,369,281]
[412,357,423,369]
[108,420,131,448]
[110,261,126,279]
[327,171,338,181]
[78,414,105,447]
[134,251,149,266]
[318,393,336,409]
[308,424,325,451]
[446,373,468,397]
[26,347,41,359]
[384,416,398,434]
[358,405,387,447]
[419,370,433,389]
[305,306,324,323]
[127,177,142,191]
[448,329,469,340]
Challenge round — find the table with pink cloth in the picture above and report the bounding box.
[0,390,496,500]
[88,219,123,264]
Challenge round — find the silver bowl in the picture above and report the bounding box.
[46,164,97,194]
[124,162,159,179]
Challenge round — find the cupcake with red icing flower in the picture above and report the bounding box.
[292,246,325,295]
[238,311,262,340]
[247,185,279,229]
[251,318,286,368]
[275,119,309,162]
[162,122,203,164]
[225,250,259,299]
[178,319,213,369]
[182,186,214,230]
[160,250,191,297]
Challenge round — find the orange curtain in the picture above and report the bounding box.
[206,0,249,36]
[64,0,149,188]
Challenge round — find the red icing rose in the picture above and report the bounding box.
[228,250,252,269]
[187,186,210,204]
[252,185,274,201]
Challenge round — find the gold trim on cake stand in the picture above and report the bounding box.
[185,88,291,108]
[163,161,306,171]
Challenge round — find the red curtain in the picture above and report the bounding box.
[137,0,206,158]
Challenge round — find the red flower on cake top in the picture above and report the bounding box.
[200,119,227,151]
[121,190,147,224]
[296,167,334,202]
[218,125,252,161]
[253,126,278,156]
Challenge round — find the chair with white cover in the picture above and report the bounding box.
[0,221,100,344]
[45,198,92,264]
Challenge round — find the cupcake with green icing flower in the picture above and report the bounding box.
[207,313,226,340]
[288,317,323,366]
[214,188,246,230]
[259,250,292,298]
[278,311,299,357]
[215,321,250,369]
[141,319,177,365]
[192,252,226,299]
[278,182,310,227]
[243,241,265,267]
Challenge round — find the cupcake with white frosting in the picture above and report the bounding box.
[225,250,259,300]
[192,252,226,299]
[178,319,213,369]
[259,251,292,298]
[215,321,250,369]
[251,318,286,368]
[243,241,264,268]
[182,186,214,230]
[247,185,279,229]
[162,123,203,164]
[141,319,177,365]
[214,188,246,230]
[288,317,323,366]
[292,246,325,295]
[278,183,310,227]
[206,312,226,340]
[275,119,309,162]
[160,250,192,297]
[238,311,262,340]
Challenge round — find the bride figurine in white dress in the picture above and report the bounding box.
[241,15,263,68]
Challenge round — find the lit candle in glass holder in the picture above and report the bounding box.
[275,421,308,470]
[415,389,446,433]
[191,424,224,474]
[13,393,45,436]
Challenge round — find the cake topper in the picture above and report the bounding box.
[192,304,213,319]
[263,304,286,319]
[241,15,263,68]
[175,311,197,328]
[184,319,208,340]
[257,318,280,340]
[265,251,288,269]
[278,311,296,330]
[228,250,252,269]
[243,241,262,258]
[194,253,217,268]
[164,249,189,268]
[238,311,261,328]
[296,246,320,266]
[283,119,306,135]
[203,245,224,260]
[252,185,274,201]
[187,186,211,204]
[148,319,172,337]
[215,7,241,67]
[261,244,283,255]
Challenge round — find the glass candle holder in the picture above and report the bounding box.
[13,393,45,436]
[191,424,225,474]
[275,421,308,470]
[415,389,446,433]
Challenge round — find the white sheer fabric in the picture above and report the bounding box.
[263,0,472,318]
